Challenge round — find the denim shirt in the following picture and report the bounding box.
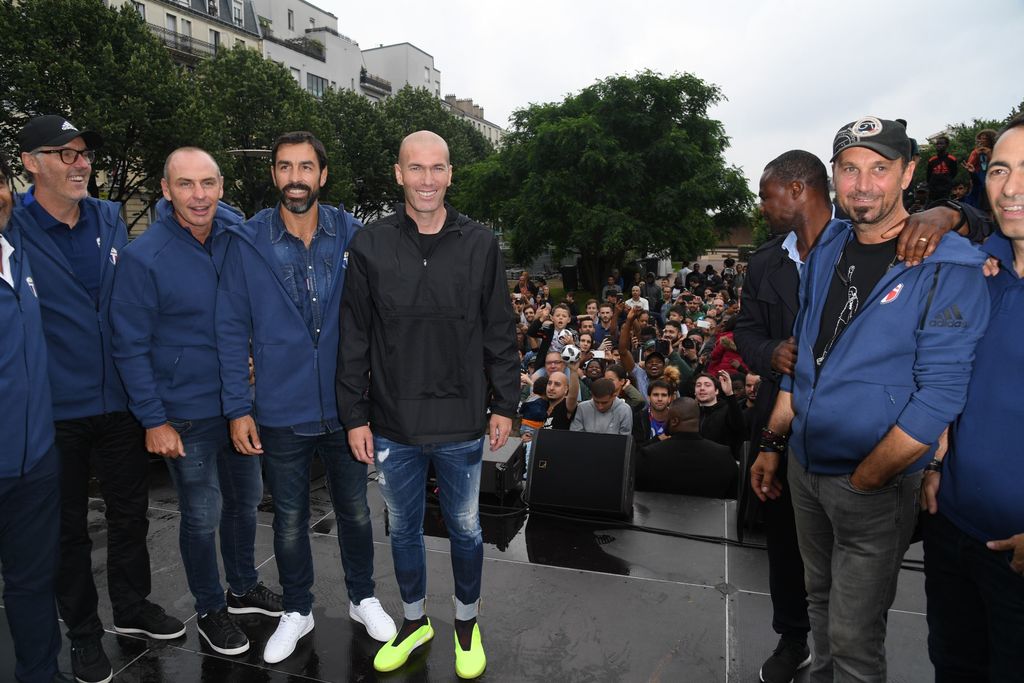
[270,208,335,343]
[269,207,339,436]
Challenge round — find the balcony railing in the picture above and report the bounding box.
[148,23,216,60]
[263,34,325,62]
[359,70,392,95]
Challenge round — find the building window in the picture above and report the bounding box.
[287,10,294,30]
[207,1,218,17]
[209,29,221,51]
[235,38,244,48]
[233,1,243,26]
[290,67,301,83]
[307,73,327,97]
[166,13,177,33]
[309,17,316,28]
[424,67,430,82]
[181,19,191,37]
[131,2,145,20]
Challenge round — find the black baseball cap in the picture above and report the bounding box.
[18,115,103,153]
[831,116,910,163]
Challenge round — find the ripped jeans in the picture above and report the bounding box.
[373,435,484,621]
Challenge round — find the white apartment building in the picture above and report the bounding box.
[109,0,261,64]
[361,42,441,99]
[442,95,505,148]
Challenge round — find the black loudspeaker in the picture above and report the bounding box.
[480,436,525,499]
[526,430,635,519]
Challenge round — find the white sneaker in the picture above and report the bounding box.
[263,611,315,663]
[349,597,398,642]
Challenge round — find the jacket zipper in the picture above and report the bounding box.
[802,247,907,468]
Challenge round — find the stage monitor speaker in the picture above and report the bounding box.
[480,436,525,498]
[526,430,635,519]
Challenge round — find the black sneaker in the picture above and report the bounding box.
[70,637,112,683]
[759,636,811,683]
[197,607,250,656]
[113,600,186,639]
[227,582,284,617]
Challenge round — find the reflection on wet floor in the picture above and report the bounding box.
[0,460,931,681]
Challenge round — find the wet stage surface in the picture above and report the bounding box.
[0,460,931,681]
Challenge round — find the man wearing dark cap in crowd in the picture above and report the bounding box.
[16,115,183,683]
[752,116,988,681]
[0,151,62,683]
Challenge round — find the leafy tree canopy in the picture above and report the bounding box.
[453,70,753,292]
[0,0,192,226]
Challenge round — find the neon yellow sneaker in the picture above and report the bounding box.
[373,619,434,673]
[454,623,486,679]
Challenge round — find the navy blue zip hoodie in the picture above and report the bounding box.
[14,191,129,420]
[940,231,1024,542]
[0,221,55,478]
[216,203,359,428]
[111,199,242,428]
[783,219,989,475]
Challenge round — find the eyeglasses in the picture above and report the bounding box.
[35,148,96,165]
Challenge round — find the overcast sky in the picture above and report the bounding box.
[321,0,1022,190]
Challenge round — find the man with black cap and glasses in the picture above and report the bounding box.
[15,115,184,683]
[750,117,989,681]
[0,150,65,683]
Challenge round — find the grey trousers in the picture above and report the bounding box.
[788,453,921,683]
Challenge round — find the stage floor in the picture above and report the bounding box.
[0,460,931,682]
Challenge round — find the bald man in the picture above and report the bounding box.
[112,147,282,656]
[337,131,519,678]
[636,397,737,497]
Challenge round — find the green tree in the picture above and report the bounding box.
[318,88,393,221]
[455,70,753,292]
[183,46,345,218]
[380,86,493,166]
[0,0,193,227]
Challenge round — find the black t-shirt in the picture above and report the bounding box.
[418,230,443,255]
[812,237,897,370]
[543,399,573,430]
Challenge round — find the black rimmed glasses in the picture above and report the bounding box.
[35,148,96,165]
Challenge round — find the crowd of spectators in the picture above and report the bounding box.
[511,261,752,498]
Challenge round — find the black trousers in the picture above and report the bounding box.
[54,411,151,641]
[763,453,810,639]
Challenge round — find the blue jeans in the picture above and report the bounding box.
[373,435,484,621]
[924,511,1024,682]
[0,445,60,683]
[259,426,374,614]
[165,417,262,615]
[787,453,921,683]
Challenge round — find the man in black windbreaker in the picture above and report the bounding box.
[336,130,519,679]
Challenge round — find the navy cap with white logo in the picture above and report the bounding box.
[17,115,103,153]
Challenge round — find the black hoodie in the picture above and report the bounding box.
[336,203,519,444]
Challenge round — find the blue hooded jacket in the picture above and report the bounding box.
[110,199,242,427]
[783,220,990,475]
[216,204,360,428]
[0,221,55,478]
[13,192,129,420]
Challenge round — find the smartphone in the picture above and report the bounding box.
[655,339,670,355]
[696,319,711,330]
[592,350,606,359]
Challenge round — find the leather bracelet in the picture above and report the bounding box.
[924,458,943,473]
